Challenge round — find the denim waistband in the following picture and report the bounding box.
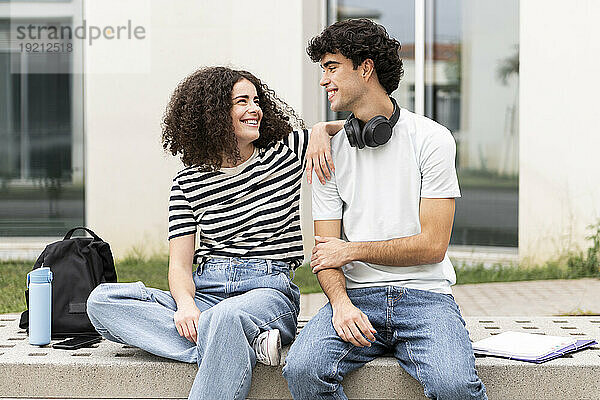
[198,257,291,275]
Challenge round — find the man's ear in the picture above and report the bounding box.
[361,59,375,81]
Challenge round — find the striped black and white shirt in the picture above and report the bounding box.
[168,129,310,268]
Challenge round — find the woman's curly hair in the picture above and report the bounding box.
[307,18,403,95]
[162,66,304,171]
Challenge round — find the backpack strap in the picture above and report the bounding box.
[63,227,101,241]
[99,244,118,282]
[63,227,118,282]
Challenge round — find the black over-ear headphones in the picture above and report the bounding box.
[344,97,400,149]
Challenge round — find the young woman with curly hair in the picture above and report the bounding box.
[87,66,342,400]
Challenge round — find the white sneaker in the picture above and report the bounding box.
[252,329,281,366]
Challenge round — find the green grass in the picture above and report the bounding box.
[293,264,321,293]
[454,261,567,284]
[455,257,599,285]
[0,257,173,314]
[0,262,32,314]
[116,255,170,290]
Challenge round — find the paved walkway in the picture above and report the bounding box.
[299,278,600,317]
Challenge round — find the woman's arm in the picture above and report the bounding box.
[168,233,201,343]
[306,120,345,184]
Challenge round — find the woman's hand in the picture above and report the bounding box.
[168,234,199,343]
[306,121,344,184]
[306,122,335,185]
[173,301,201,343]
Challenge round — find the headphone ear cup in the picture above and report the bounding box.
[363,116,392,147]
[371,121,393,146]
[344,119,358,148]
[351,118,365,149]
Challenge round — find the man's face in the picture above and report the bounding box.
[319,52,365,112]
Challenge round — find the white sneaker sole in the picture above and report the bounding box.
[266,329,282,366]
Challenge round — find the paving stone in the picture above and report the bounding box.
[300,278,600,318]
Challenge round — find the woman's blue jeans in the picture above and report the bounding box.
[283,286,487,400]
[87,257,300,400]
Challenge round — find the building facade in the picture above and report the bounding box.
[0,0,599,265]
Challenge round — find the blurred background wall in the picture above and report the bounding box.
[1,0,599,266]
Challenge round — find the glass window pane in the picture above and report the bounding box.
[425,0,519,246]
[329,0,415,121]
[0,3,84,237]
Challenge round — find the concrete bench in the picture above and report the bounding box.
[1,314,599,399]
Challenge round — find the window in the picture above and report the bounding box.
[0,2,84,236]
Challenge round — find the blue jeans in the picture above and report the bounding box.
[87,257,300,400]
[283,286,487,400]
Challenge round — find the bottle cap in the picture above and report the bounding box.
[27,267,53,287]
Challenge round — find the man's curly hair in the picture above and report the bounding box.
[307,18,403,94]
[162,66,304,171]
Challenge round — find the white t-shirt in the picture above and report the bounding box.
[311,109,460,294]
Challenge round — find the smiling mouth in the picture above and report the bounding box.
[241,119,259,127]
[327,89,338,101]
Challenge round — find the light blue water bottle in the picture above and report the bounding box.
[27,267,53,346]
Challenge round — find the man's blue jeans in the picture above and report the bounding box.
[283,286,487,400]
[87,258,299,400]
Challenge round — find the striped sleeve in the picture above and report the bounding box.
[282,129,310,165]
[168,177,197,240]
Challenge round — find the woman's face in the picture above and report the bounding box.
[230,78,263,146]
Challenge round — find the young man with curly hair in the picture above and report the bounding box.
[283,19,487,400]
[87,67,342,400]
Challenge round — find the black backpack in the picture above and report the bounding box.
[19,227,117,338]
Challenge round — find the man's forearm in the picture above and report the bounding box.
[316,268,351,307]
[346,233,446,267]
[342,199,454,268]
[312,199,454,271]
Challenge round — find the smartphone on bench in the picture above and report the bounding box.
[52,335,102,350]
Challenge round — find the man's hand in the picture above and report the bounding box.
[331,298,377,347]
[312,220,375,347]
[305,122,335,185]
[173,302,201,343]
[311,235,353,273]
